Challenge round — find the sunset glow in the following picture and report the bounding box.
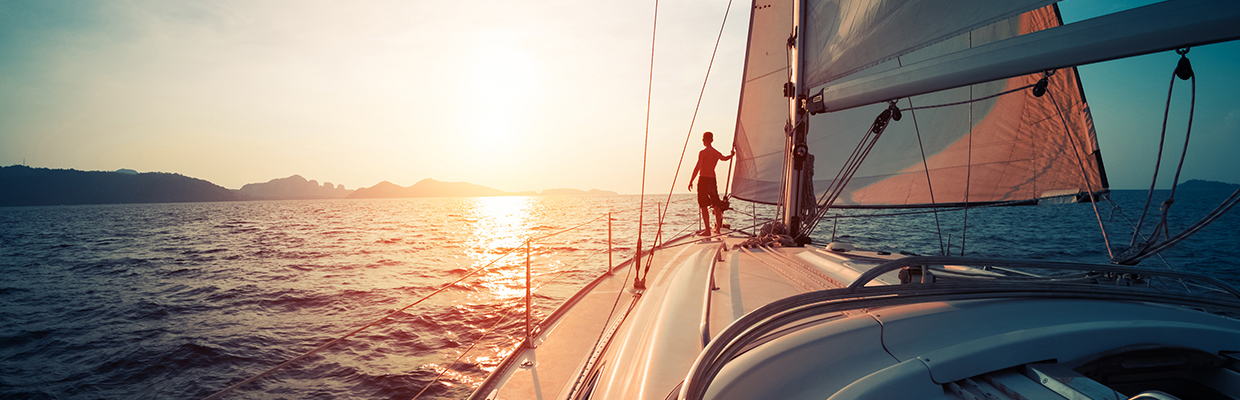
[1,0,1238,195]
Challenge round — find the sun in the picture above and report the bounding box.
[463,37,543,166]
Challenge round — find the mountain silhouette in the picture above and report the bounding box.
[0,165,237,206]
[237,175,352,200]
[1177,179,1240,191]
[1,165,623,206]
[349,178,507,198]
[540,188,619,196]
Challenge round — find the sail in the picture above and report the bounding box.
[814,5,1106,207]
[801,0,1055,90]
[731,2,1109,207]
[730,0,795,204]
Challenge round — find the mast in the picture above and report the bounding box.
[782,0,811,241]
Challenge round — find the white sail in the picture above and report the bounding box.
[812,0,1240,113]
[732,2,1109,207]
[730,0,795,204]
[801,0,1054,90]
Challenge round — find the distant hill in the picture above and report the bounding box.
[0,164,621,206]
[0,165,237,206]
[347,179,623,199]
[541,188,619,196]
[236,175,352,200]
[1177,179,1240,191]
[349,178,508,199]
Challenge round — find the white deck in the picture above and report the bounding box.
[473,233,1240,400]
[476,233,904,400]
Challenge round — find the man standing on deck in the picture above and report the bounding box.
[688,131,734,236]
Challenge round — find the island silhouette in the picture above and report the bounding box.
[0,165,619,207]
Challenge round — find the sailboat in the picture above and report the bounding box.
[470,1,1240,399]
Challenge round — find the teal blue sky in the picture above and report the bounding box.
[1,0,1237,193]
[1059,0,1240,189]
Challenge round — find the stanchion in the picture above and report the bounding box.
[607,212,613,275]
[525,239,532,348]
[657,202,663,247]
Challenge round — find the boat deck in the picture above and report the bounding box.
[474,232,902,400]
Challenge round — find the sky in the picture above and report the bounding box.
[1,0,1237,193]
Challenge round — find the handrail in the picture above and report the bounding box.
[848,256,1240,299]
[680,271,1240,400]
[700,242,725,348]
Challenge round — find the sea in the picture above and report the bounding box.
[1,190,1237,399]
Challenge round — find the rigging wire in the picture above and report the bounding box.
[1104,197,1191,291]
[906,97,947,255]
[803,102,899,236]
[1047,83,1114,259]
[659,0,735,234]
[634,0,659,289]
[962,82,973,256]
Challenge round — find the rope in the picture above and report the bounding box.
[1111,49,1240,265]
[645,0,733,281]
[803,102,898,236]
[1118,49,1199,264]
[665,0,734,210]
[898,83,1036,113]
[1153,59,1197,241]
[634,0,659,288]
[1120,188,1240,265]
[200,246,524,400]
[1130,53,1188,247]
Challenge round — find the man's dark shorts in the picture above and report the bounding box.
[697,176,722,209]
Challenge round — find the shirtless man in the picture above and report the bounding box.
[688,131,735,235]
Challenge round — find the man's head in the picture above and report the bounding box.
[703,131,714,145]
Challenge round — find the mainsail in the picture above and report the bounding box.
[732,2,1104,207]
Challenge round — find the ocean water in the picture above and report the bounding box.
[1,190,1236,399]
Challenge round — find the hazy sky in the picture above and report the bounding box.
[1,0,1237,193]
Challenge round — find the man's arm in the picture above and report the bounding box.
[689,158,700,191]
[721,148,736,161]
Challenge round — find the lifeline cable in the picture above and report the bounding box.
[410,306,514,400]
[201,246,524,400]
[414,240,612,399]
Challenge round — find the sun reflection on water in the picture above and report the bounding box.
[462,196,539,301]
